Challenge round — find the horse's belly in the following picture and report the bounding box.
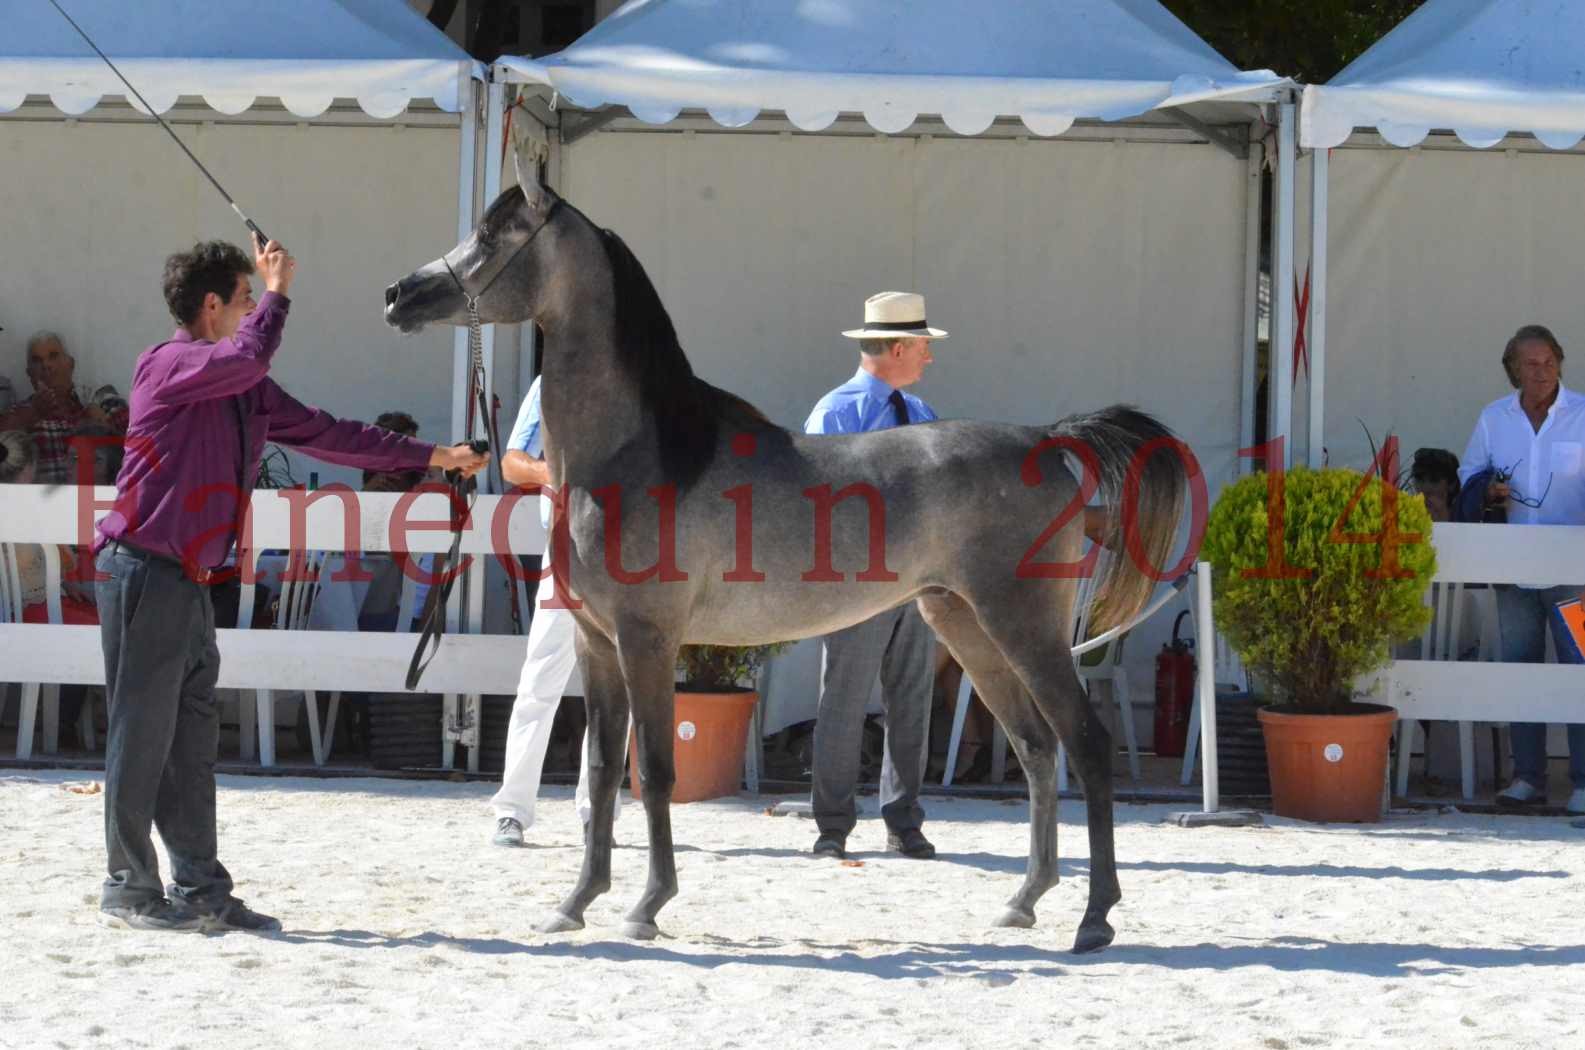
[682,582,926,646]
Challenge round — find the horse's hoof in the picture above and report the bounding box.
[993,906,1037,929]
[620,920,660,941]
[1072,920,1115,955]
[537,912,584,934]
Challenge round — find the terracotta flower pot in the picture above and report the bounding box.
[629,689,757,804]
[1256,703,1397,823]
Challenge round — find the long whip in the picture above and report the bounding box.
[45,0,270,246]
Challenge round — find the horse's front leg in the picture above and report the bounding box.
[540,628,628,933]
[617,622,683,940]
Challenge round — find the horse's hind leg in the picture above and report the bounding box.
[971,597,1121,955]
[917,594,1062,929]
[617,622,682,940]
[541,628,627,933]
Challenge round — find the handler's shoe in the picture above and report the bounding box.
[1495,779,1546,807]
[886,829,937,860]
[195,898,282,933]
[1566,787,1585,816]
[811,833,847,859]
[493,817,525,847]
[97,899,202,932]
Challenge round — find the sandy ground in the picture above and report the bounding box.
[1,771,1582,1050]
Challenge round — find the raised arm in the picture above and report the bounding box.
[142,239,298,405]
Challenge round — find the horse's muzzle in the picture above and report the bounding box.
[382,263,455,333]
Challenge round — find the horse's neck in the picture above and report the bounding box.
[537,314,648,481]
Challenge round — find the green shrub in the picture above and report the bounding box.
[676,643,791,693]
[1201,467,1436,713]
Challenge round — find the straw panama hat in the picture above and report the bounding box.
[842,291,949,340]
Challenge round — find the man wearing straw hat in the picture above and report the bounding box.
[803,292,947,861]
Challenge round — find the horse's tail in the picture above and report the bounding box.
[1048,406,1187,638]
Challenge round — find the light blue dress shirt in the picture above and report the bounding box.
[804,367,938,435]
[507,377,552,528]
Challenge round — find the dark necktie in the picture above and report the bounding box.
[888,390,911,427]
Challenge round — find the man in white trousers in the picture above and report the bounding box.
[490,376,623,846]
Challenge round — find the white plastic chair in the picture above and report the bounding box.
[1395,581,1497,799]
[1057,549,1142,789]
[2,542,95,758]
[253,550,340,767]
[0,542,44,758]
[942,545,1142,788]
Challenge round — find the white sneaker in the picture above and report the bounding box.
[492,817,525,847]
[1495,779,1546,807]
[1566,787,1585,816]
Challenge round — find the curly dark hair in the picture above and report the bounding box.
[373,411,420,438]
[162,241,254,325]
[1409,447,1460,494]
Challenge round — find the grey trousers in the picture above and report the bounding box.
[811,602,935,838]
[95,544,233,910]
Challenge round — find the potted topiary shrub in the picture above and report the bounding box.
[629,642,789,804]
[1202,462,1437,822]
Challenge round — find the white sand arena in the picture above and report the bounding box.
[1,771,1581,1049]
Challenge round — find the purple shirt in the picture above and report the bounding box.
[96,291,434,570]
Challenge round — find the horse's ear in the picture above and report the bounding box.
[524,177,554,218]
[515,150,553,216]
[513,145,531,198]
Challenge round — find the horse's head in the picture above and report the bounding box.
[384,178,563,334]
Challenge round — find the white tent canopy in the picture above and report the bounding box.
[0,0,478,118]
[1303,0,1585,150]
[496,0,1283,136]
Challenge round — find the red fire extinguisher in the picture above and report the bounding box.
[1153,611,1195,758]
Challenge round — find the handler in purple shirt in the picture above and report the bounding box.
[91,237,486,933]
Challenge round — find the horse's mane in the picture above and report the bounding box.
[597,226,782,490]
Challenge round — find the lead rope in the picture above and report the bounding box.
[406,295,495,690]
[407,202,560,688]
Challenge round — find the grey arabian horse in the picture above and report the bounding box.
[385,178,1190,954]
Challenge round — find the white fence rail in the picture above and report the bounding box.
[1194,522,1585,810]
[1,484,546,768]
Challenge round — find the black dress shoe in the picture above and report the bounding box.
[886,829,937,859]
[811,834,847,859]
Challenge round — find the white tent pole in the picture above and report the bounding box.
[480,77,506,486]
[451,75,480,444]
[1239,141,1263,469]
[1271,99,1297,469]
[1196,563,1219,813]
[1307,147,1328,469]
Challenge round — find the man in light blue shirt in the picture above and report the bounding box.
[489,376,623,845]
[804,292,946,861]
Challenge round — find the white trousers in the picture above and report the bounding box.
[490,569,626,827]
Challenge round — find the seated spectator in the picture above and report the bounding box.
[0,332,123,483]
[0,429,95,625]
[362,411,432,493]
[0,428,31,484]
[66,420,126,487]
[1409,447,1461,523]
[356,410,435,631]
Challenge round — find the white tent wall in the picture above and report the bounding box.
[559,126,1252,743]
[1317,138,1585,475]
[0,117,460,486]
[561,130,1248,482]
